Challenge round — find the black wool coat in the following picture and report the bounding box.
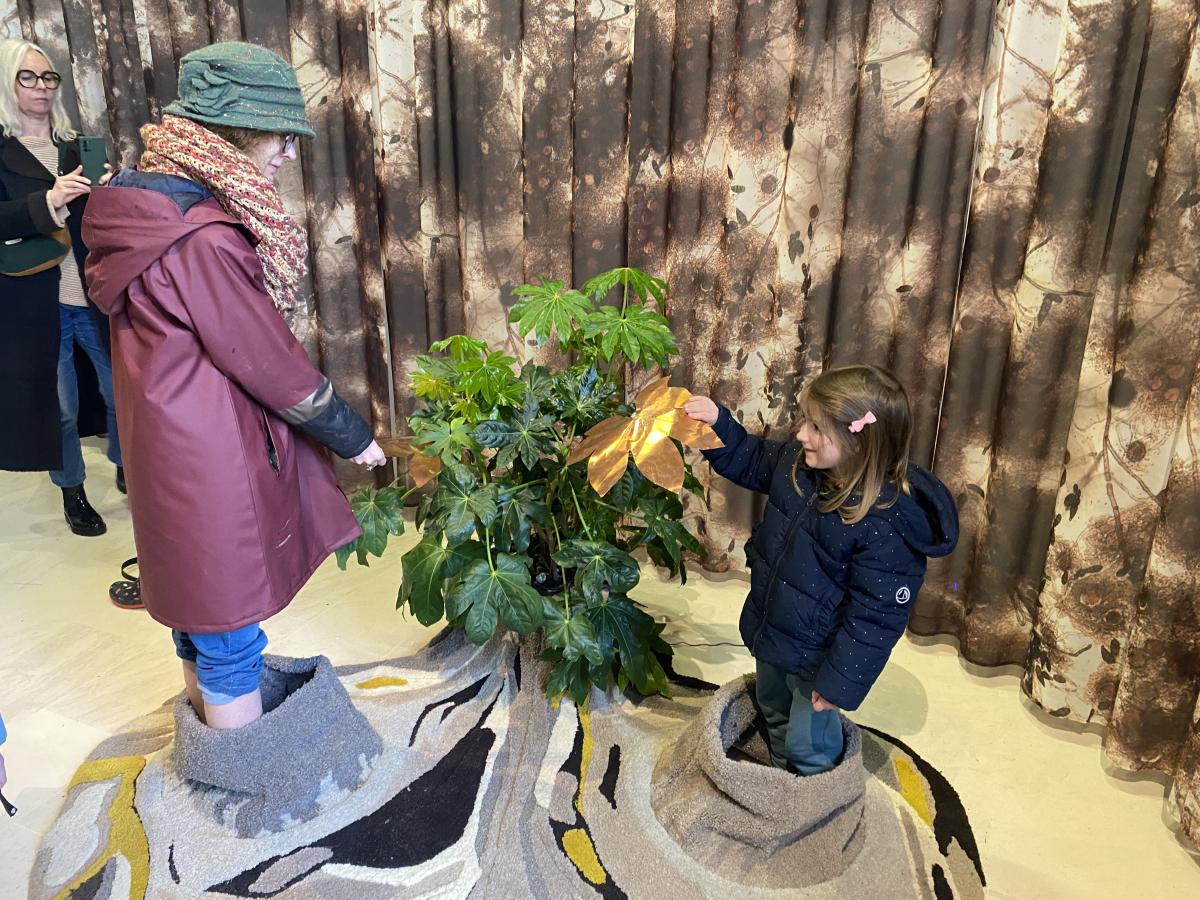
[0,135,108,472]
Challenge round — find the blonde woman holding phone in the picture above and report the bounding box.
[0,38,122,537]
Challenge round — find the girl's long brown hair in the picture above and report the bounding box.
[792,365,913,524]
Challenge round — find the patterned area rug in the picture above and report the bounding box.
[30,632,984,899]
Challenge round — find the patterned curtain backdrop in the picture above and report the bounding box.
[3,0,1197,844]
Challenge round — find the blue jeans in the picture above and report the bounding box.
[172,625,268,706]
[756,659,845,775]
[49,304,121,488]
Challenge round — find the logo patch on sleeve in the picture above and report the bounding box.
[896,586,911,605]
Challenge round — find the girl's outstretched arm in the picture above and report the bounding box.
[686,398,790,495]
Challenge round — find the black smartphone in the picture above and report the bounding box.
[77,135,107,184]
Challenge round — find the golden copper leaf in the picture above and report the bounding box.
[407,453,444,489]
[668,414,724,450]
[630,415,685,493]
[566,416,631,467]
[635,376,690,418]
[379,437,443,488]
[378,437,412,457]
[586,420,635,496]
[567,376,723,495]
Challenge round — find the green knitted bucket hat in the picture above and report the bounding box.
[163,42,315,138]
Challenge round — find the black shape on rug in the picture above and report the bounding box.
[209,714,497,896]
[409,674,490,747]
[599,745,621,810]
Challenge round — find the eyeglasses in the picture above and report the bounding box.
[16,69,62,90]
[282,133,296,152]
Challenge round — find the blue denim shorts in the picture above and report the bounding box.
[172,624,268,706]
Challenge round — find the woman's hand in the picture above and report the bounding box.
[352,440,387,469]
[48,165,91,207]
[683,395,719,425]
[98,163,115,187]
[811,691,839,713]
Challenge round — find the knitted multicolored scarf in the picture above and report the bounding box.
[139,114,307,313]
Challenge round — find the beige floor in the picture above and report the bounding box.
[2,445,1198,899]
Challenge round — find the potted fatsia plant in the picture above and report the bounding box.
[337,267,722,704]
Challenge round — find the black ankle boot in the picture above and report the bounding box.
[62,485,106,536]
[116,466,127,495]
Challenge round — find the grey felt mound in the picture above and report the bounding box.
[652,674,866,888]
[173,654,383,837]
[30,632,985,899]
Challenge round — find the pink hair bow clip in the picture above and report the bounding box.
[848,411,876,433]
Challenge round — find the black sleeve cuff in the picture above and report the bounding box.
[294,391,373,459]
[701,405,736,460]
[27,189,58,235]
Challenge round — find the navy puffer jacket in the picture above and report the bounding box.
[703,405,958,710]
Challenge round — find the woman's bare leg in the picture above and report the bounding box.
[182,660,206,724]
[204,689,263,730]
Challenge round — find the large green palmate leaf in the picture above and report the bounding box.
[446,554,545,644]
[552,539,640,602]
[412,416,476,464]
[411,354,460,403]
[542,599,607,667]
[494,485,549,554]
[555,365,616,430]
[583,304,678,368]
[473,392,558,470]
[510,278,595,345]
[429,334,489,361]
[335,485,407,569]
[634,494,704,577]
[543,655,592,706]
[520,362,556,406]
[580,267,668,312]
[435,464,500,544]
[398,537,488,625]
[608,464,647,513]
[585,594,671,698]
[457,350,522,409]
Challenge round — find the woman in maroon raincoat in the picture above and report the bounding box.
[83,43,385,729]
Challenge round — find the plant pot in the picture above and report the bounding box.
[529,533,572,597]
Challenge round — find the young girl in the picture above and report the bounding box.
[683,365,958,775]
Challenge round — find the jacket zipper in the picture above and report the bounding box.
[261,410,280,473]
[751,489,818,654]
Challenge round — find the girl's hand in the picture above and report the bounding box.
[811,691,839,713]
[98,163,115,187]
[48,166,91,207]
[352,439,387,469]
[683,395,719,425]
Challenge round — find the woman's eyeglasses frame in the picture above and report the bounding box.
[16,69,62,90]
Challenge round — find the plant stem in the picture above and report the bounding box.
[549,516,571,616]
[570,483,595,541]
[483,523,495,569]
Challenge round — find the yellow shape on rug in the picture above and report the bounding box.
[355,676,409,690]
[56,755,149,900]
[562,827,607,885]
[894,756,932,826]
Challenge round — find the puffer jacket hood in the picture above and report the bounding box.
[870,464,959,559]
